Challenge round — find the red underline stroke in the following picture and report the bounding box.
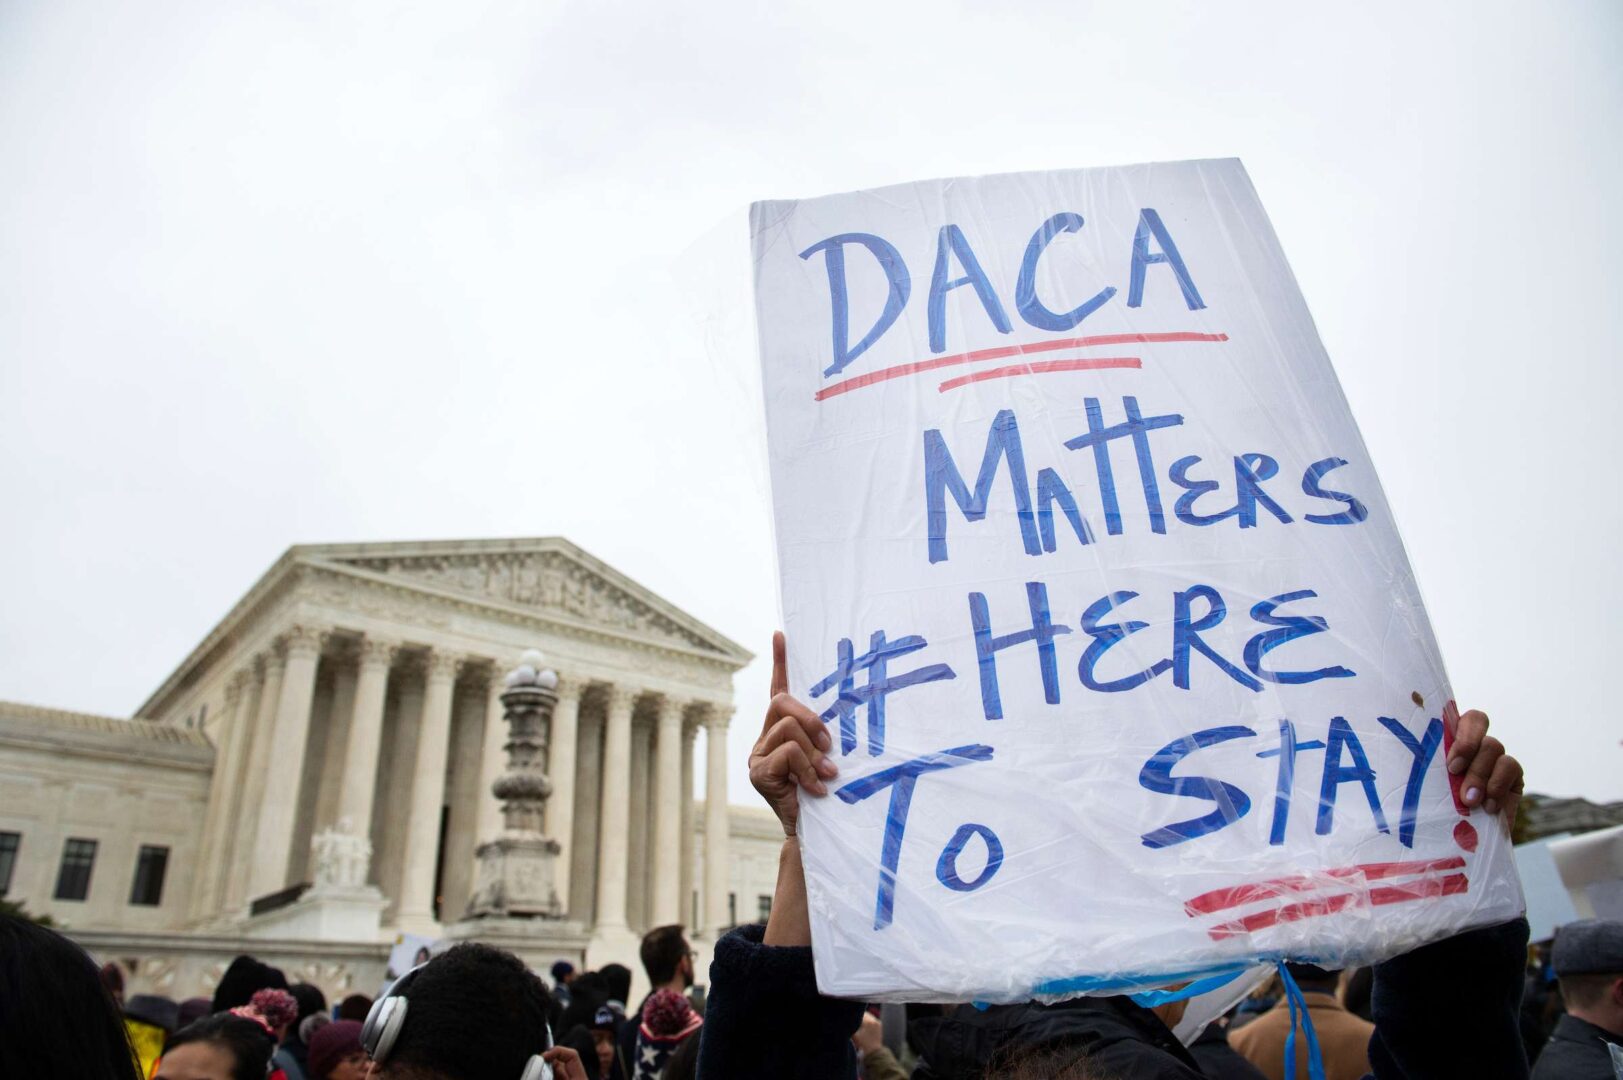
[1184,856,1468,916]
[937,357,1142,392]
[1205,872,1469,940]
[812,331,1229,401]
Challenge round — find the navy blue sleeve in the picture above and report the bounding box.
[696,924,863,1080]
[1367,916,1530,1079]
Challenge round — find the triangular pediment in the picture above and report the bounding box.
[296,538,750,664]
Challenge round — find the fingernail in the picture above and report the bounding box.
[811,781,827,796]
[817,730,832,751]
[1484,798,1499,815]
[1448,757,1467,775]
[1464,786,1480,804]
[817,759,836,777]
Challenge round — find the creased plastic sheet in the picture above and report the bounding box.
[749,159,1524,1003]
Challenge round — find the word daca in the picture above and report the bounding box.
[925,396,1368,564]
[1139,713,1447,852]
[800,209,1206,376]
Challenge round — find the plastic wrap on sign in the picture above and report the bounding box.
[748,159,1525,1004]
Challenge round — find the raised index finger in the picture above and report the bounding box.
[770,630,789,699]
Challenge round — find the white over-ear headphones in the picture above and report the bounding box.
[360,962,552,1080]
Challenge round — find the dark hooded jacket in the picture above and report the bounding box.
[908,995,1203,1080]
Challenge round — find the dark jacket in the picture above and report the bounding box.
[1189,1022,1268,1080]
[1368,916,1530,1079]
[1528,1014,1622,1080]
[700,917,1534,1080]
[696,924,864,1079]
[907,995,1203,1080]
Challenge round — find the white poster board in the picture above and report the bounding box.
[750,159,1524,1002]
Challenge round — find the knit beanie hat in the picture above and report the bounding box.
[307,1019,364,1079]
[640,990,701,1041]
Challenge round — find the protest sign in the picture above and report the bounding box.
[750,159,1525,1002]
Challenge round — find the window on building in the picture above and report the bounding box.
[0,832,19,897]
[757,894,772,922]
[129,845,169,906]
[54,838,97,901]
[727,891,736,927]
[198,703,207,727]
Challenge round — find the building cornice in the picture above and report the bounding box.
[138,538,753,719]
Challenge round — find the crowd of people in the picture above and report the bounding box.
[3,634,1619,1079]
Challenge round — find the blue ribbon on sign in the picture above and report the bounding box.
[1276,962,1327,1080]
[1127,968,1246,1008]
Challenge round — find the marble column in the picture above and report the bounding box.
[190,670,250,920]
[473,664,509,849]
[544,676,584,910]
[679,721,696,927]
[311,654,360,836]
[703,706,733,935]
[595,685,637,932]
[228,651,283,911]
[251,625,326,899]
[650,696,684,925]
[336,638,396,843]
[397,651,461,930]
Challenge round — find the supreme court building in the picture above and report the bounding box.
[0,538,786,1000]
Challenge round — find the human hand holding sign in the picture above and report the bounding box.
[749,631,837,839]
[1446,708,1524,824]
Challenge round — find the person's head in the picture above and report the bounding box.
[600,963,632,1006]
[307,1019,367,1080]
[1552,918,1623,1034]
[211,954,289,1013]
[550,960,576,986]
[639,925,693,991]
[1283,962,1340,993]
[101,961,127,1006]
[127,993,182,1034]
[0,914,142,1080]
[289,983,328,1032]
[985,1042,1105,1078]
[364,942,553,1080]
[556,971,607,1033]
[587,1004,621,1077]
[156,1013,277,1080]
[178,998,213,1028]
[338,993,374,1021]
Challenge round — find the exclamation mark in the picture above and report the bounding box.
[1439,699,1478,853]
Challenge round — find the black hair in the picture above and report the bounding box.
[163,1013,276,1080]
[289,983,327,1024]
[600,963,632,1005]
[384,943,553,1080]
[0,914,142,1080]
[558,1024,599,1076]
[985,1041,1105,1078]
[558,971,611,1035]
[639,925,689,986]
[338,993,374,1021]
[211,954,289,1013]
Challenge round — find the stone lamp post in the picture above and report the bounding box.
[465,650,564,919]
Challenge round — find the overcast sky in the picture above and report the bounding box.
[1,1,1618,804]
